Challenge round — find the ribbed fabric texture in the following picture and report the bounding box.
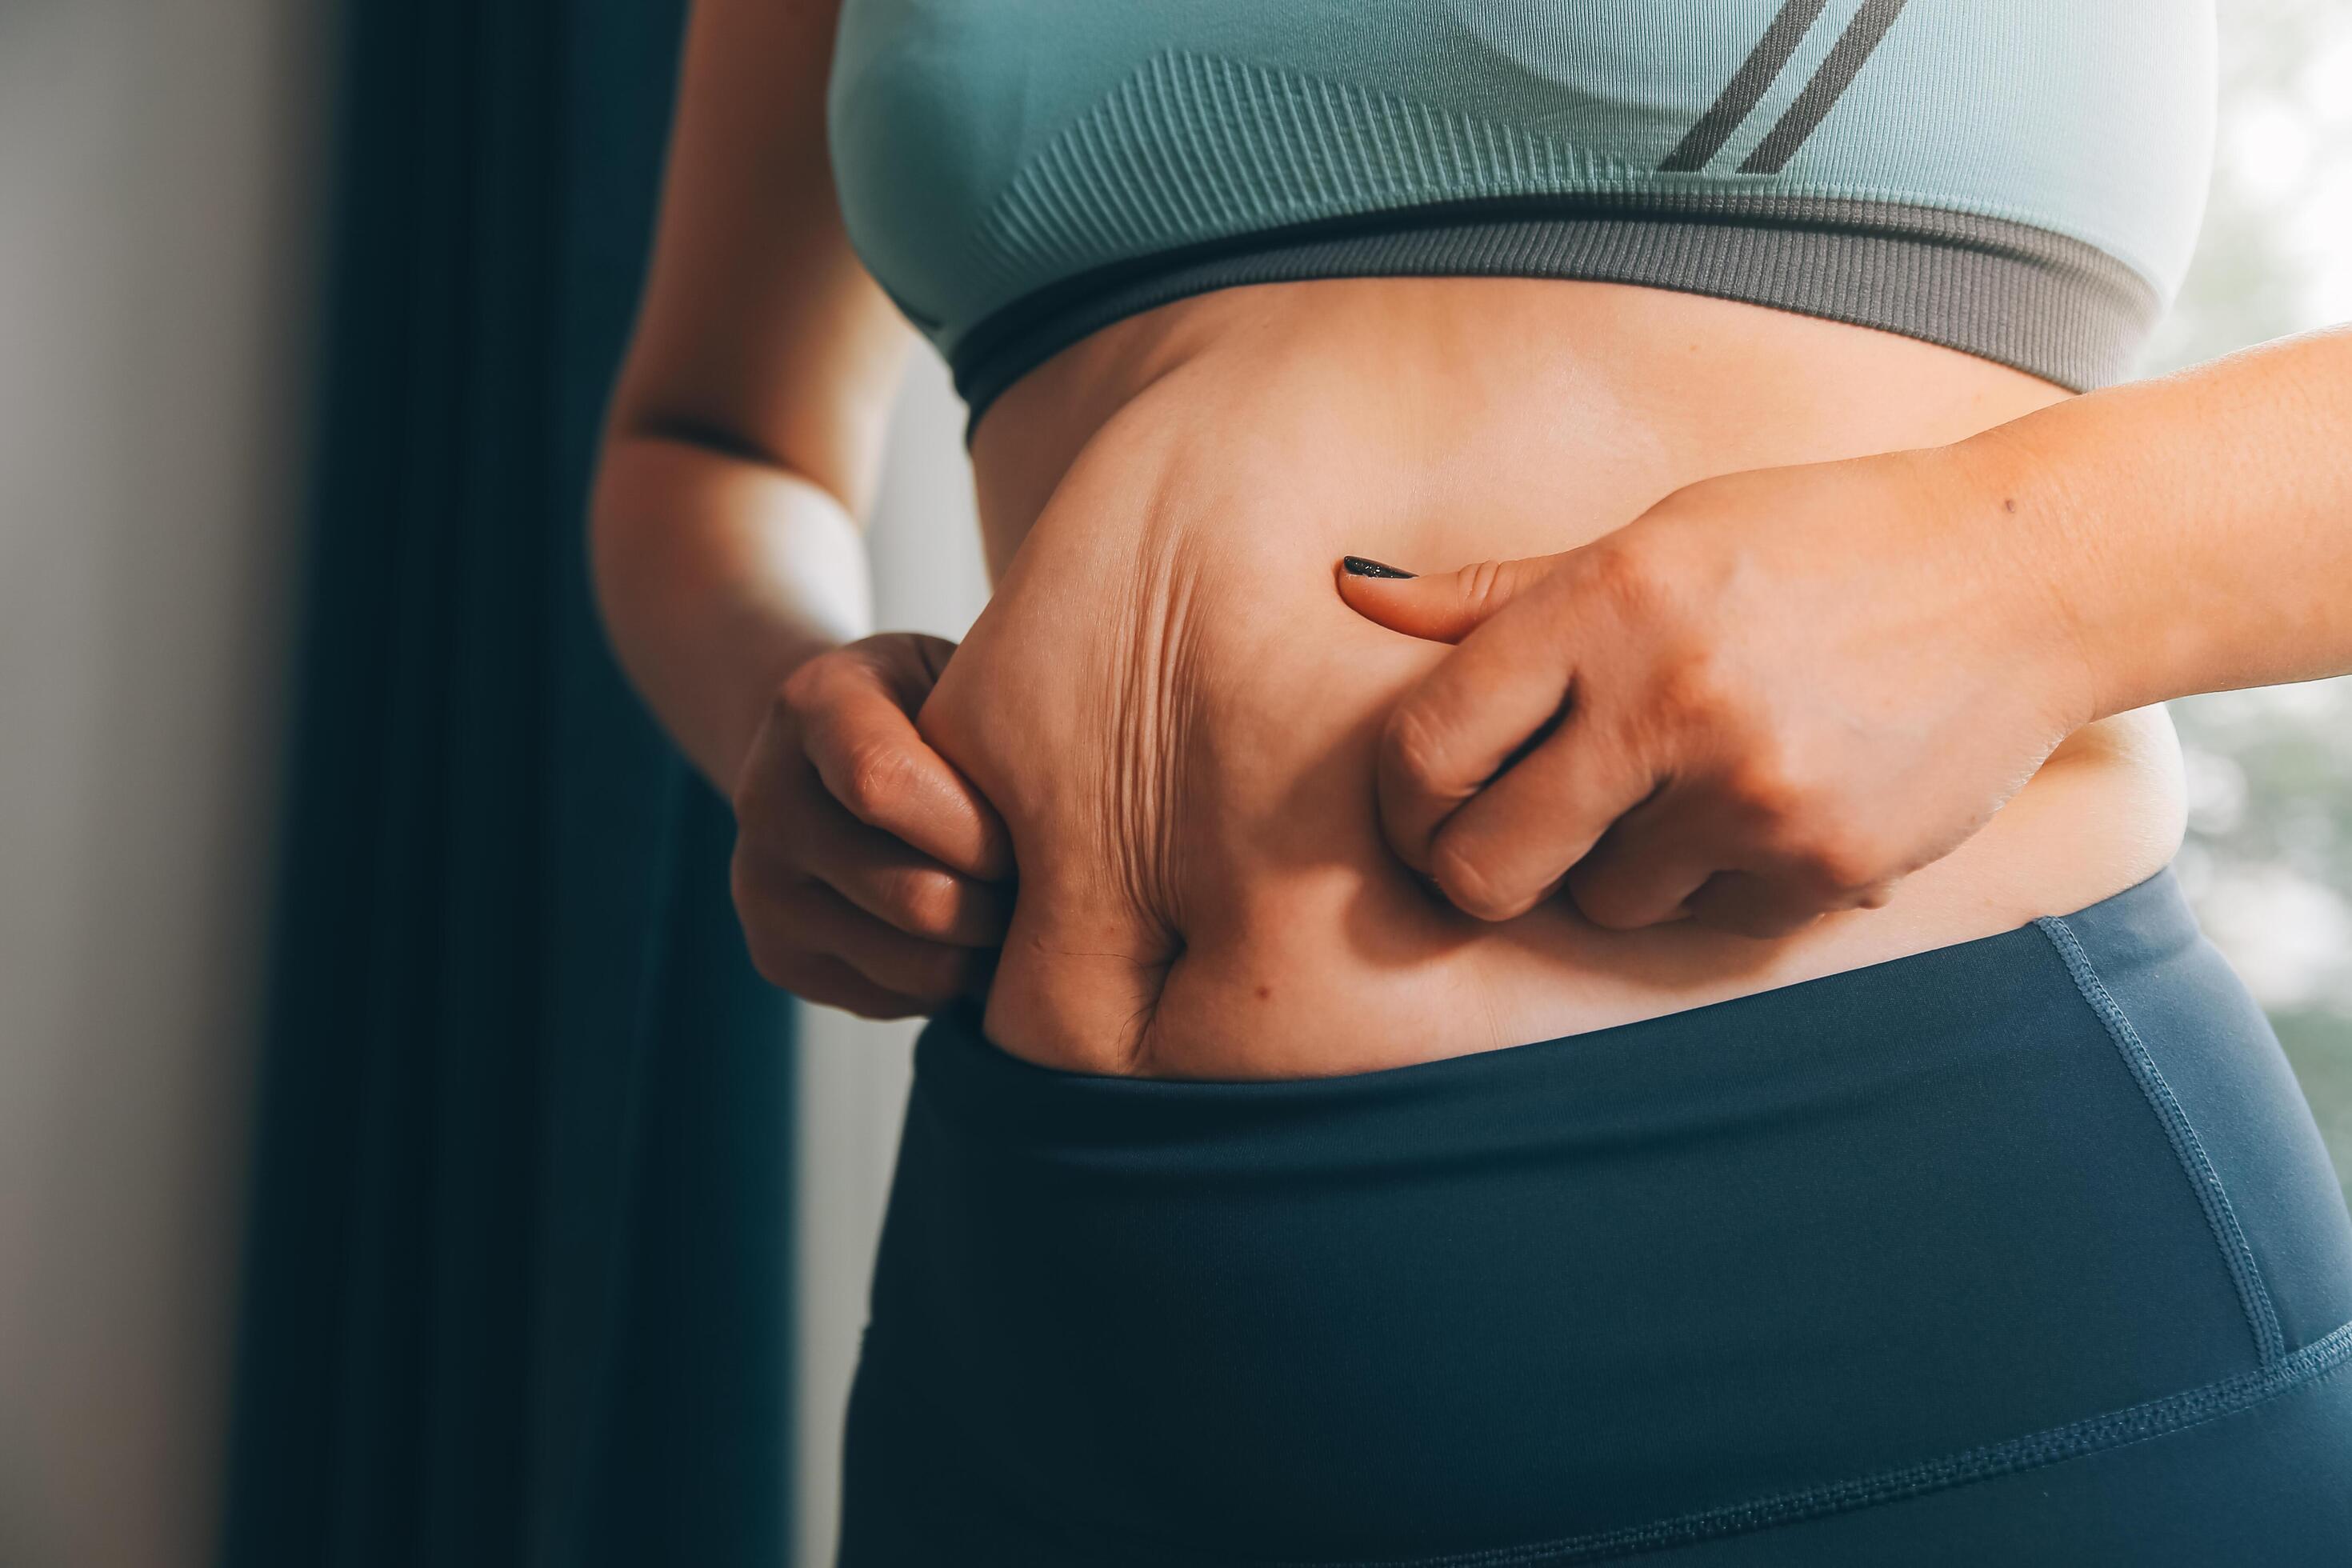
[966,53,1658,299]
[951,198,2158,423]
[826,1,2215,419]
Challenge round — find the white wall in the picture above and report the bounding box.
[793,356,991,1567]
[0,1,328,1562]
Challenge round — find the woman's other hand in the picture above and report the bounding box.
[730,632,1014,1016]
[1337,448,2096,938]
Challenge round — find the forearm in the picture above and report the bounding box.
[590,430,872,790]
[1958,324,2352,723]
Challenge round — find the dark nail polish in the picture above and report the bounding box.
[1341,555,1417,579]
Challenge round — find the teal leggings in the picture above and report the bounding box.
[842,870,2352,1565]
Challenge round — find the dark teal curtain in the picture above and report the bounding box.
[220,1,797,1563]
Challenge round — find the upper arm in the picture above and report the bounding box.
[606,0,909,517]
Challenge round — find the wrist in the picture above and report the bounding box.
[1933,422,2114,732]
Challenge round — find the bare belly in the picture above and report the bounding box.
[918,278,2186,1079]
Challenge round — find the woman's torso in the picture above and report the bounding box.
[833,0,2214,1076]
[917,278,2188,1078]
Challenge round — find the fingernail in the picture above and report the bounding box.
[1341,555,1416,579]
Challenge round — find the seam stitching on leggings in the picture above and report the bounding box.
[1183,1317,2352,1568]
[2032,914,2286,1367]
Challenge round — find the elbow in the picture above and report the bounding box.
[585,398,748,594]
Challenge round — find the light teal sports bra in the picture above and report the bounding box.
[827,2,2215,422]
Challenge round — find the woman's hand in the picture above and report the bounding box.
[730,632,1014,1017]
[1337,447,2097,938]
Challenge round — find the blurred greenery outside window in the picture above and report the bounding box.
[2143,0,2352,1197]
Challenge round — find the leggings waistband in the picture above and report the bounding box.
[848,868,2352,1565]
[917,867,2197,1165]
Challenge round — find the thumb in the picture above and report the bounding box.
[1334,554,1554,644]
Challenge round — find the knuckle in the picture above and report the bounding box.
[1430,837,1518,922]
[727,726,784,818]
[726,773,760,824]
[1582,539,1663,616]
[837,738,913,822]
[878,864,962,939]
[1382,702,1454,791]
[1722,756,1890,894]
[1725,758,1802,828]
[1758,820,1880,895]
[742,928,805,992]
[1802,833,1886,894]
[1459,559,1512,618]
[1654,648,1730,728]
[728,766,790,833]
[727,845,764,914]
[773,656,831,725]
[1852,877,1899,911]
[790,644,854,697]
[730,858,812,989]
[730,840,802,912]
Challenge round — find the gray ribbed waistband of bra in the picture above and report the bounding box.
[946,194,2161,434]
